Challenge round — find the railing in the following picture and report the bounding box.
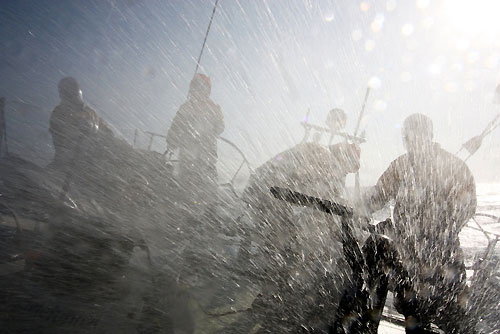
[300,121,366,144]
[134,129,254,195]
[133,129,167,151]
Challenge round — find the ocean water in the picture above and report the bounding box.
[460,183,500,250]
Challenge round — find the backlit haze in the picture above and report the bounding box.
[1,0,499,186]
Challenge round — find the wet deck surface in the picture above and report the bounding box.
[378,320,405,333]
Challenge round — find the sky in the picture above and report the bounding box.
[1,0,500,185]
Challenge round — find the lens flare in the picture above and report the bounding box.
[444,0,500,37]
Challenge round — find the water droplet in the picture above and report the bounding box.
[386,0,397,11]
[365,39,376,51]
[406,39,419,50]
[352,29,363,41]
[416,0,430,10]
[421,16,434,29]
[464,81,477,92]
[371,14,385,33]
[401,23,414,36]
[484,54,499,68]
[360,2,371,12]
[400,72,412,82]
[429,79,440,90]
[451,63,463,72]
[428,64,441,75]
[444,81,458,93]
[368,76,382,89]
[455,39,470,51]
[374,99,387,111]
[324,12,335,22]
[466,51,480,63]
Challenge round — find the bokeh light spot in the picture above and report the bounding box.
[400,72,412,82]
[352,29,363,41]
[444,81,458,93]
[360,2,371,12]
[466,51,480,63]
[401,23,414,36]
[371,14,385,33]
[416,0,430,10]
[368,76,382,89]
[365,39,376,51]
[374,99,387,111]
[386,0,397,11]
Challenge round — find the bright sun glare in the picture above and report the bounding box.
[444,0,500,36]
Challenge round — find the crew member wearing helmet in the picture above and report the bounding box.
[166,74,224,205]
[49,77,112,169]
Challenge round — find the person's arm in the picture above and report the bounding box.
[85,107,114,137]
[450,162,477,230]
[212,104,224,136]
[49,108,58,136]
[166,104,188,150]
[363,158,401,214]
[96,114,114,137]
[49,106,69,138]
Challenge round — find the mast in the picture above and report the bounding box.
[353,87,370,202]
[194,0,220,75]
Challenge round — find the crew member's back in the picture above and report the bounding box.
[49,77,112,169]
[363,113,477,333]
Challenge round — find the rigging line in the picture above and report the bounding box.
[194,0,220,75]
[354,87,371,137]
[481,113,500,136]
[482,116,500,138]
[353,87,370,203]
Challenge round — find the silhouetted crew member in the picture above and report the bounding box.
[241,141,360,332]
[326,108,347,134]
[243,141,360,233]
[362,113,477,333]
[49,77,112,168]
[166,74,224,197]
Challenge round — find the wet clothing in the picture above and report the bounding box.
[363,143,477,333]
[243,142,359,204]
[49,100,112,167]
[241,142,359,332]
[167,96,224,204]
[242,142,356,256]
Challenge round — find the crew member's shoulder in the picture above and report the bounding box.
[297,142,326,153]
[175,100,197,116]
[83,105,98,115]
[289,142,330,162]
[206,99,222,112]
[435,144,473,176]
[50,104,72,124]
[435,144,466,165]
[51,104,67,116]
[389,153,410,169]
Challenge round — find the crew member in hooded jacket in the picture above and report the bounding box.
[166,74,224,204]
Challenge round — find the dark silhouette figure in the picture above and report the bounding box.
[240,141,361,332]
[356,113,477,333]
[166,74,224,206]
[49,77,112,169]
